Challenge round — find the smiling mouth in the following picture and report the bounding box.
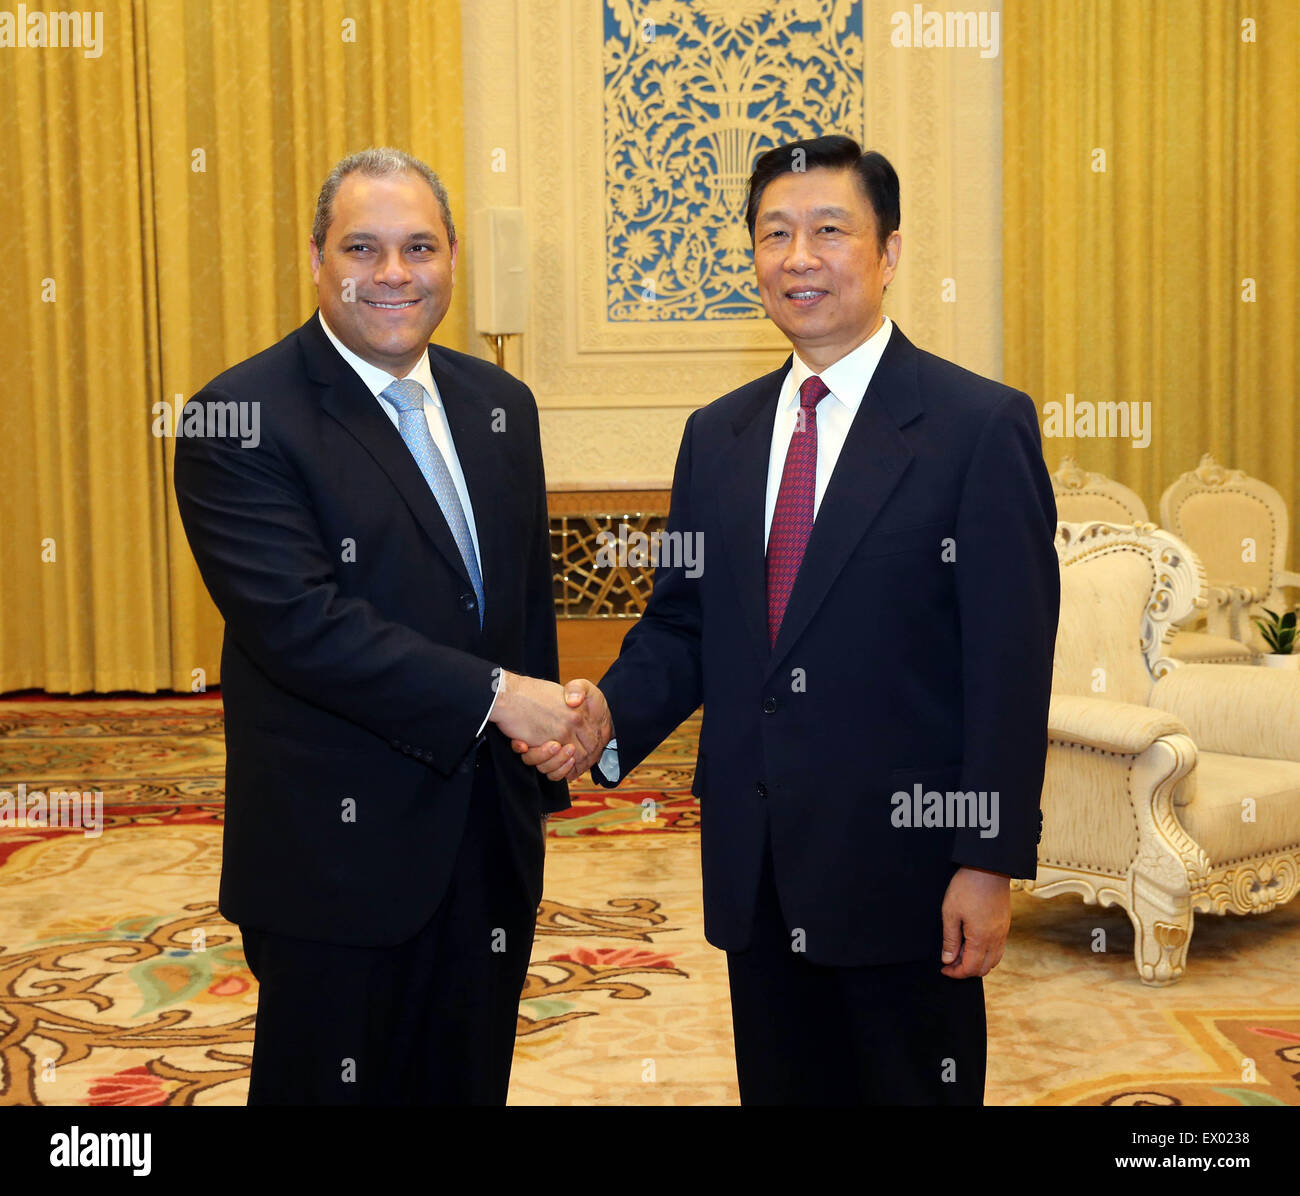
[786,289,827,303]
[364,299,420,309]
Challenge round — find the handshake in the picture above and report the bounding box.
[488,671,613,783]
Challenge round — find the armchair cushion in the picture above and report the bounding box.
[1168,630,1257,664]
[1181,752,1300,865]
[1151,665,1300,762]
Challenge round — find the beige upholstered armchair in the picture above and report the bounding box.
[1020,521,1300,985]
[1160,454,1300,654]
[1048,456,1253,665]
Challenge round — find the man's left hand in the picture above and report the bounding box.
[939,865,1011,978]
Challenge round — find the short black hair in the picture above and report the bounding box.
[744,135,900,252]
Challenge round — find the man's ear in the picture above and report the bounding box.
[309,237,322,284]
[449,237,459,275]
[882,230,901,284]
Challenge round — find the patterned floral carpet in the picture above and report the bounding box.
[1,694,1298,1106]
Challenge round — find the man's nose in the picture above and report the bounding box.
[373,250,412,284]
[783,232,820,271]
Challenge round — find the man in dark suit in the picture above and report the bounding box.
[515,136,1059,1104]
[174,148,602,1105]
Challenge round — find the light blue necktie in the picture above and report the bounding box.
[381,378,485,627]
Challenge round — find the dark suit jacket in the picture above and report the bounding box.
[174,312,567,948]
[594,324,1059,967]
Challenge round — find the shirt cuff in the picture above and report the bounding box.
[477,680,500,738]
[599,738,621,783]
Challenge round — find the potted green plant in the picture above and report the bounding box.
[1253,607,1299,669]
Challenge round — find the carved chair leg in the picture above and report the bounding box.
[1127,869,1194,985]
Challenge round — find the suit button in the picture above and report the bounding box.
[459,592,477,613]
[756,782,768,799]
[762,697,777,714]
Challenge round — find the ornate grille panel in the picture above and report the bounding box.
[552,513,670,617]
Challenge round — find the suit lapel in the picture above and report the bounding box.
[765,325,924,679]
[300,315,475,596]
[716,364,787,665]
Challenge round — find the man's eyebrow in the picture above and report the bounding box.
[756,205,854,225]
[338,230,442,242]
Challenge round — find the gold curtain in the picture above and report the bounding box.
[1003,0,1298,527]
[0,0,466,693]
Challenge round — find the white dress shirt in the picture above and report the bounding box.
[318,311,496,733]
[764,315,893,546]
[600,316,895,782]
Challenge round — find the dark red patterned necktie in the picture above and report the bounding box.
[766,375,829,647]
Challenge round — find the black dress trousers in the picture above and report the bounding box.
[725,820,987,1106]
[239,745,541,1105]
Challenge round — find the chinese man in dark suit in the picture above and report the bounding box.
[516,136,1059,1105]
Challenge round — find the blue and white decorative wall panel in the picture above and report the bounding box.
[602,0,865,323]
[502,0,1000,417]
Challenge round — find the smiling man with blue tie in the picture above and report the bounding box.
[174,148,603,1104]
[516,135,1060,1105]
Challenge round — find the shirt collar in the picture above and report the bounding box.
[318,310,440,407]
[786,315,893,412]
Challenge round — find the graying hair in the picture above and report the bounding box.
[311,147,457,253]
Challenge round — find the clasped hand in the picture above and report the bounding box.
[488,672,612,782]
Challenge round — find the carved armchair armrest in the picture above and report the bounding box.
[1049,694,1189,756]
[1039,699,1199,908]
[1205,584,1268,641]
